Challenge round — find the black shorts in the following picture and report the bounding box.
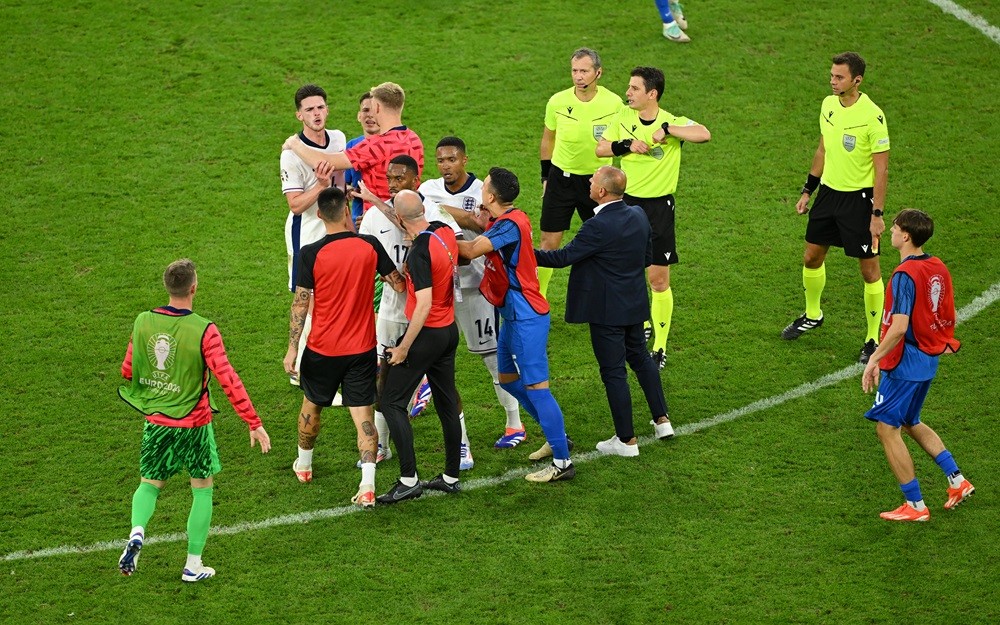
[805,185,879,259]
[540,164,597,232]
[300,346,377,407]
[624,193,677,266]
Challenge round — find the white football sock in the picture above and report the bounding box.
[297,446,313,468]
[483,353,522,429]
[460,412,470,446]
[374,411,390,448]
[360,462,375,486]
[185,554,202,570]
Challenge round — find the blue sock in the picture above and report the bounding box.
[525,388,570,461]
[934,450,960,477]
[653,0,675,22]
[500,378,539,422]
[900,478,923,505]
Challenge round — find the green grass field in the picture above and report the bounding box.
[2,0,999,623]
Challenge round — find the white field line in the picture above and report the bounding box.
[5,280,996,563]
[925,0,1000,44]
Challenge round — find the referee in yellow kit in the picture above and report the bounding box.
[537,47,623,299]
[597,66,711,369]
[782,52,890,365]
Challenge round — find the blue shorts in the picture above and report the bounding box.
[497,314,551,386]
[864,373,932,428]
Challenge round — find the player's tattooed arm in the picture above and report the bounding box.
[288,287,311,346]
[383,269,406,293]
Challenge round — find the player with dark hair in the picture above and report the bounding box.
[458,168,575,483]
[597,66,711,369]
[279,84,347,389]
[783,52,890,365]
[284,186,405,507]
[861,209,971,521]
[537,48,623,299]
[117,259,271,582]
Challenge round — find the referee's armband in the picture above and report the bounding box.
[801,174,821,196]
[541,159,552,181]
[611,139,633,157]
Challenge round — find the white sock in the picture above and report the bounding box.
[442,474,459,485]
[185,554,202,570]
[908,499,927,511]
[374,411,390,448]
[360,462,375,486]
[553,458,571,469]
[130,526,144,541]
[297,446,313,468]
[460,412,470,446]
[295,312,312,372]
[948,472,966,488]
[400,475,418,487]
[483,353,522,429]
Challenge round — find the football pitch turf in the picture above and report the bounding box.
[2,1,999,623]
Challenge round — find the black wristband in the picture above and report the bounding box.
[801,174,821,196]
[540,159,552,180]
[611,139,633,156]
[661,122,670,135]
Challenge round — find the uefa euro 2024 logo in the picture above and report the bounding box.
[146,333,177,381]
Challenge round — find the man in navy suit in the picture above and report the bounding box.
[535,166,673,456]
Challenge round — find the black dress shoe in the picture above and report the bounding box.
[421,474,461,494]
[376,480,423,504]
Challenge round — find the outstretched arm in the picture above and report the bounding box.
[283,134,353,171]
[202,325,264,431]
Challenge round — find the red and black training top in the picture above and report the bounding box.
[298,232,396,357]
[404,222,457,328]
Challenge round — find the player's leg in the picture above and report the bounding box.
[900,382,975,509]
[344,349,378,507]
[120,423,177,575]
[459,293,524,447]
[374,318,409,460]
[655,0,690,41]
[182,423,221,582]
[866,375,929,520]
[624,321,672,438]
[513,315,573,481]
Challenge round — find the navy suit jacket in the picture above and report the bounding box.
[535,200,652,326]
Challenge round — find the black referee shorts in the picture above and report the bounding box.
[806,185,878,259]
[300,346,377,407]
[540,164,597,232]
[624,193,678,267]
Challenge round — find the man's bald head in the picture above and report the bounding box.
[395,190,426,222]
[589,166,627,204]
[595,166,627,197]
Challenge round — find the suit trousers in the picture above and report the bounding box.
[381,323,462,479]
[588,322,668,441]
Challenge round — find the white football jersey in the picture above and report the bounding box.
[281,129,347,256]
[359,202,409,324]
[418,174,484,288]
